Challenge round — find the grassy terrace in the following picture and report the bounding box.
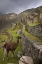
[0,28,22,64]
[0,34,9,46]
[24,31,42,43]
[21,23,42,43]
[28,21,41,26]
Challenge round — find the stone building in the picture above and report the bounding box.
[31,12,38,23]
[40,10,42,20]
[12,23,16,30]
[33,15,38,23]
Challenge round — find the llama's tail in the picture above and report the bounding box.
[3,43,7,61]
[0,43,7,49]
[3,43,7,48]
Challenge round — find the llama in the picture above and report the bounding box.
[3,36,21,61]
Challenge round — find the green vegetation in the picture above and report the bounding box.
[0,34,9,41]
[8,29,21,42]
[25,25,28,32]
[0,34,9,46]
[24,31,42,42]
[28,21,41,26]
[0,28,22,64]
[0,47,21,64]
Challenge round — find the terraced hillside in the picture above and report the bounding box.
[0,7,36,31]
[21,23,42,43]
[21,6,42,39]
[0,13,17,30]
[0,6,42,64]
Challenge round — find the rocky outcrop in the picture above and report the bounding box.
[19,56,34,64]
[17,51,23,58]
[21,33,42,63]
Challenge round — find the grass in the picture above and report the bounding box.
[25,25,28,32]
[0,48,19,64]
[0,34,9,46]
[8,29,21,42]
[24,31,42,43]
[0,34,9,41]
[28,21,41,26]
[0,29,22,64]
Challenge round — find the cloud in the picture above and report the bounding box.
[0,0,42,14]
[10,0,42,8]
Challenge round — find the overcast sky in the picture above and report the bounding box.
[0,0,42,14]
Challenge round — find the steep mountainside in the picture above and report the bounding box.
[21,6,42,38]
[15,8,36,22]
[0,13,17,30]
[0,6,42,32]
[0,8,35,31]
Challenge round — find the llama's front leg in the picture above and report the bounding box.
[3,52,5,61]
[6,51,9,60]
[3,48,7,61]
[11,51,14,58]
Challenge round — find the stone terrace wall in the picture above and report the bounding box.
[21,33,42,62]
[21,21,42,39]
[28,24,42,39]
